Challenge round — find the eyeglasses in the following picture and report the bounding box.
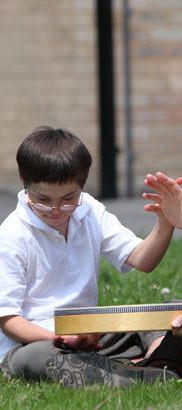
[26,191,83,212]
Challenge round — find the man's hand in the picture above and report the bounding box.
[53,333,102,352]
[171,314,182,337]
[143,172,182,229]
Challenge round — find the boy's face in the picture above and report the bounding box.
[25,181,82,230]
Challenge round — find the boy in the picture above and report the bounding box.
[0,126,181,388]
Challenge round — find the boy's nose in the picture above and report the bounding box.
[51,206,62,215]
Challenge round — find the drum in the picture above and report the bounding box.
[54,303,182,335]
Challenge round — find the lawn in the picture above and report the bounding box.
[1,238,182,410]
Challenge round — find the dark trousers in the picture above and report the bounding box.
[0,330,171,386]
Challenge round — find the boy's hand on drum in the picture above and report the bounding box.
[53,333,102,351]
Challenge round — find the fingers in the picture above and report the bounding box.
[172,314,182,337]
[62,334,85,345]
[176,177,182,185]
[144,174,171,196]
[60,334,88,349]
[172,315,182,327]
[142,193,162,204]
[84,333,102,351]
[145,172,182,196]
[56,333,102,352]
[156,172,182,194]
[143,203,165,221]
[143,191,162,217]
[54,334,79,348]
[144,203,161,213]
[77,333,102,351]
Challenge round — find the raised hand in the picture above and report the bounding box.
[143,172,182,229]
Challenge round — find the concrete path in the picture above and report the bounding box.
[0,189,181,238]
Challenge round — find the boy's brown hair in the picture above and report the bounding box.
[17,126,92,188]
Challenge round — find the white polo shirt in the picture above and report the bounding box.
[0,190,142,362]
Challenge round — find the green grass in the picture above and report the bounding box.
[1,376,182,410]
[98,238,182,306]
[1,238,182,410]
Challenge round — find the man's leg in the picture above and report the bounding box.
[138,331,182,377]
[137,300,182,376]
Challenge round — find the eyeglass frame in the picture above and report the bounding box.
[25,189,83,212]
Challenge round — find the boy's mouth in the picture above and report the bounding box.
[49,216,62,220]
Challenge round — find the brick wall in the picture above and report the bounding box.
[0,0,99,194]
[113,0,182,194]
[0,0,182,196]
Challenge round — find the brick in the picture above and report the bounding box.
[1,0,182,196]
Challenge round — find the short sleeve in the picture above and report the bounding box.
[97,204,143,273]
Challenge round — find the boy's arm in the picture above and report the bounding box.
[126,172,182,272]
[125,216,174,272]
[0,315,102,351]
[0,315,54,343]
[143,172,182,229]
